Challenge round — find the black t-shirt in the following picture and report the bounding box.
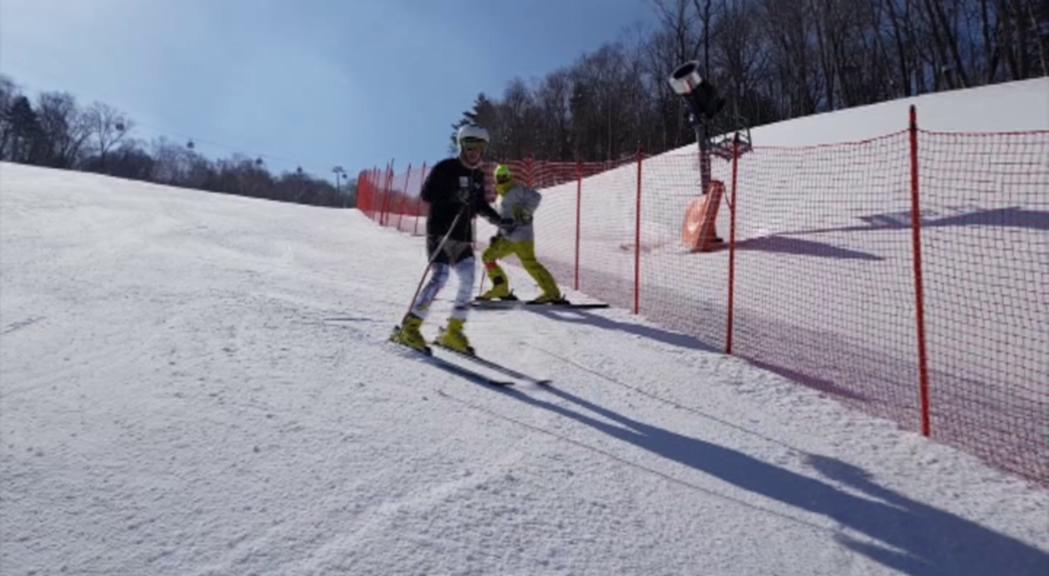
[421,157,500,243]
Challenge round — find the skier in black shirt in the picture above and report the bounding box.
[392,124,508,355]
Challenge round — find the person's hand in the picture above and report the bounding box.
[454,187,470,205]
[511,206,533,225]
[498,217,516,233]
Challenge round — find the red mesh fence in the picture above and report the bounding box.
[355,118,1048,485]
[354,166,382,220]
[483,156,643,304]
[357,164,430,235]
[496,158,636,190]
[725,132,934,459]
[915,129,1048,483]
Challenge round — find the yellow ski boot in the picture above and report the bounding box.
[477,277,517,301]
[391,313,429,353]
[528,292,568,305]
[436,318,475,355]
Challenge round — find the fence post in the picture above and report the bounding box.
[398,163,412,232]
[726,134,740,355]
[380,162,394,227]
[376,166,383,221]
[370,167,378,222]
[414,162,427,236]
[575,160,582,291]
[388,162,397,227]
[370,167,378,220]
[380,164,387,226]
[376,165,383,225]
[374,167,382,221]
[909,105,932,437]
[373,166,381,221]
[634,149,643,315]
[358,169,369,218]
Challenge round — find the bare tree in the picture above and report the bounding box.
[998,0,1049,79]
[1029,0,1049,77]
[642,28,690,150]
[36,92,91,168]
[691,0,717,76]
[533,70,575,159]
[919,0,971,88]
[448,0,1046,163]
[652,0,702,65]
[568,44,640,161]
[84,102,133,168]
[498,78,540,159]
[761,0,822,116]
[713,0,774,123]
[150,137,215,188]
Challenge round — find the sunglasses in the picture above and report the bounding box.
[496,173,512,185]
[461,138,487,152]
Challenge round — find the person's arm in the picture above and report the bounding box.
[521,188,541,212]
[508,187,540,225]
[420,161,448,204]
[473,188,502,224]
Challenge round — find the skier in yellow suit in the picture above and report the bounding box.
[478,164,566,304]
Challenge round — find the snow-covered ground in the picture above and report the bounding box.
[2,160,1047,575]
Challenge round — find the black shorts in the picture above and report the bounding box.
[427,236,474,265]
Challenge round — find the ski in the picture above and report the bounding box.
[525,301,609,309]
[432,343,552,386]
[406,347,515,387]
[389,329,514,387]
[470,300,610,310]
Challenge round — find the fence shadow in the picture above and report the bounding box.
[787,207,1049,236]
[733,235,883,260]
[745,357,869,402]
[483,384,1049,576]
[523,306,718,353]
[927,207,1049,231]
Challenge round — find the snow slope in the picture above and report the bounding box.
[2,161,1047,575]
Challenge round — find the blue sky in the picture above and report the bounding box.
[0,0,655,180]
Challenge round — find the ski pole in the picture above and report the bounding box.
[401,206,466,321]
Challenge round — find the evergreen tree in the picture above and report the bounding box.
[6,96,45,164]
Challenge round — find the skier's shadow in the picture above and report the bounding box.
[522,306,717,353]
[489,385,1047,576]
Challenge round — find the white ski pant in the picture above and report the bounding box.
[412,257,475,322]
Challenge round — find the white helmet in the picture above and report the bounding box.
[456,124,490,154]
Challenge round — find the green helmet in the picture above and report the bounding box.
[493,164,514,196]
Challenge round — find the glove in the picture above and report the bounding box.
[454,187,470,205]
[511,206,533,225]
[498,217,517,234]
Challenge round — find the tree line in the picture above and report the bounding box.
[0,75,355,208]
[456,0,1048,162]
